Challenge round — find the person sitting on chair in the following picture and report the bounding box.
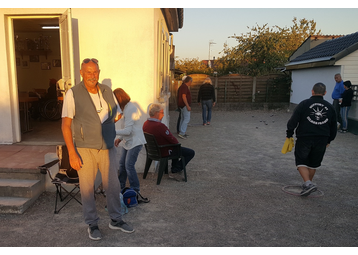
[143,103,195,181]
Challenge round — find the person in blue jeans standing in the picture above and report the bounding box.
[198,77,216,125]
[339,80,354,133]
[331,73,345,127]
[114,88,146,194]
[177,76,193,139]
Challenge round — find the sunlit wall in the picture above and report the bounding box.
[0,8,172,145]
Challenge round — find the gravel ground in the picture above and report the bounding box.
[0,109,357,250]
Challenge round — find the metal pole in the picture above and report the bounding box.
[252,77,256,103]
[209,40,216,61]
[214,72,218,103]
[225,81,227,103]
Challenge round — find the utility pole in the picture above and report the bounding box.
[208,40,216,60]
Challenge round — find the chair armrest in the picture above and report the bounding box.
[157,143,181,149]
[158,143,182,157]
[38,159,60,174]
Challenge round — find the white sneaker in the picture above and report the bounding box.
[178,134,187,139]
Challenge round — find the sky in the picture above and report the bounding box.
[174,7,358,60]
[3,2,358,62]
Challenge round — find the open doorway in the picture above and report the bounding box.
[13,18,64,145]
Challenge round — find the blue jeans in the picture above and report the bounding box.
[201,99,213,124]
[179,106,190,135]
[118,145,142,192]
[176,110,181,134]
[171,147,195,173]
[340,106,350,130]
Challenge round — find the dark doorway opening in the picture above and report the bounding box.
[13,18,64,145]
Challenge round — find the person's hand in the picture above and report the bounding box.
[69,152,82,171]
[213,102,216,107]
[326,144,330,148]
[114,138,121,147]
[187,106,191,111]
[115,113,123,123]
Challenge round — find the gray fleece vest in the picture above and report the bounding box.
[71,81,117,150]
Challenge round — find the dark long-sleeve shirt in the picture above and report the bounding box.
[340,88,353,107]
[286,95,337,144]
[198,83,215,103]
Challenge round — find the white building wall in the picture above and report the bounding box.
[290,66,341,104]
[0,14,14,143]
[71,8,158,125]
[336,52,358,120]
[336,50,358,81]
[0,8,173,145]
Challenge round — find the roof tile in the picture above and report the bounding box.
[290,31,358,63]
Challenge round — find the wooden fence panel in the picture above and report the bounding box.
[170,73,290,109]
[216,75,254,103]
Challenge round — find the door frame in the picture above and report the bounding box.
[6,11,74,143]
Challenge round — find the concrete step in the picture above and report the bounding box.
[0,179,44,214]
[0,167,44,181]
[0,151,58,214]
[0,179,43,198]
[0,196,33,214]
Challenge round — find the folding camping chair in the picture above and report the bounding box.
[143,132,187,185]
[38,145,81,214]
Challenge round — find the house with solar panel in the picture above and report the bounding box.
[285,32,358,134]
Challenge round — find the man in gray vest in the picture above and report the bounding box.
[62,58,134,241]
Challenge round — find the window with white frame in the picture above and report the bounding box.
[352,85,358,101]
[157,20,170,98]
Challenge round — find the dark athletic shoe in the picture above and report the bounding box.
[300,183,317,197]
[169,171,185,182]
[109,220,134,233]
[88,225,102,241]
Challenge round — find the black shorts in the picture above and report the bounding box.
[294,137,328,169]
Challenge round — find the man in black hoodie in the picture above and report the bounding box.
[286,82,337,196]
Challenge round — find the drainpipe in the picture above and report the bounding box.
[252,77,256,102]
[169,33,174,54]
[225,81,227,103]
[214,72,218,103]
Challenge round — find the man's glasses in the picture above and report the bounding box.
[82,58,99,64]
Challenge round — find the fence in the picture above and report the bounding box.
[170,73,291,110]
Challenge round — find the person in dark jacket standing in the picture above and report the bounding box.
[198,77,216,125]
[339,80,354,133]
[286,82,337,196]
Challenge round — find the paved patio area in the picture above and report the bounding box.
[0,110,357,249]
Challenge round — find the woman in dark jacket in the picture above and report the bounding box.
[339,80,354,132]
[198,77,216,125]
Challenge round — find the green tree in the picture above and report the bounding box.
[219,17,321,76]
[175,58,213,77]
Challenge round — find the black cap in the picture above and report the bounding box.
[343,80,352,88]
